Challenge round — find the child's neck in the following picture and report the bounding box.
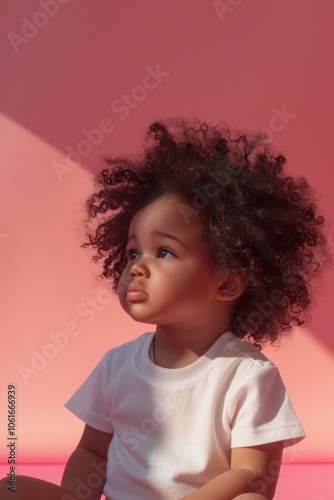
[152,323,230,369]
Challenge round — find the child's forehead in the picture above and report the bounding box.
[128,193,202,235]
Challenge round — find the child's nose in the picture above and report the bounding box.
[130,258,149,278]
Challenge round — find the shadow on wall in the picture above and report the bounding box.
[2,1,333,353]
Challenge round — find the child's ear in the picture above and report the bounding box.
[217,269,244,301]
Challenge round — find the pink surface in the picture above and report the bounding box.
[0,463,333,500]
[1,0,333,467]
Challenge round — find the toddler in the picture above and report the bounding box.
[0,116,331,499]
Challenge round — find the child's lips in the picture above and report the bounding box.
[125,283,148,301]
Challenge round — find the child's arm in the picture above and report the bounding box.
[61,423,113,500]
[182,441,283,500]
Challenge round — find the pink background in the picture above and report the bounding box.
[1,0,334,471]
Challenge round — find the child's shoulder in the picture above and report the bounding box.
[222,331,276,370]
[217,332,282,392]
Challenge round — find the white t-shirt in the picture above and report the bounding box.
[65,331,305,499]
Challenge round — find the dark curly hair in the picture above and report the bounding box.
[81,115,331,347]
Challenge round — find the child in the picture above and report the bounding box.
[0,116,331,499]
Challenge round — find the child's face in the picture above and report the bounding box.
[117,193,227,330]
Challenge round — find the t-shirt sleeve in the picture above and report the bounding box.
[229,363,306,449]
[64,355,114,434]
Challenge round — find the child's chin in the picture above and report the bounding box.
[127,310,156,325]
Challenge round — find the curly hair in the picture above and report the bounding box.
[81,115,331,347]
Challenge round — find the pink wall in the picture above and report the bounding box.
[1,0,333,464]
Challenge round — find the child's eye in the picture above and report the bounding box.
[158,248,175,258]
[126,249,139,261]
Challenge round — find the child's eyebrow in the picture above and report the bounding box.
[153,231,186,246]
[127,231,186,247]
